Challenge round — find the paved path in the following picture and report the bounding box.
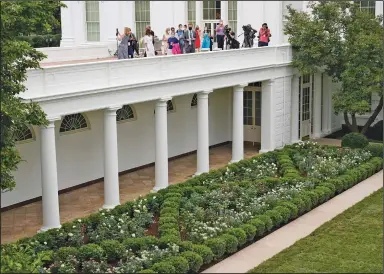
[203,170,383,273]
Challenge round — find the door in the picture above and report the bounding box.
[204,22,219,43]
[243,87,262,143]
[300,74,312,139]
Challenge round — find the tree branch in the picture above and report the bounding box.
[344,111,353,131]
[361,96,383,134]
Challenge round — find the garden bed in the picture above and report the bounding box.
[1,141,383,273]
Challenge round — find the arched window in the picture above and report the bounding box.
[14,125,35,143]
[59,113,89,133]
[191,94,198,107]
[154,100,176,115]
[167,100,175,112]
[116,105,136,122]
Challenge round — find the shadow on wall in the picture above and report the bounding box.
[327,120,383,141]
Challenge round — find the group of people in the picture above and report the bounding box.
[116,21,271,59]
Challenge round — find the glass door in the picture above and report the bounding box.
[300,74,313,139]
[243,86,262,144]
[204,22,219,43]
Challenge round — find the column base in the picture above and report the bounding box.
[193,171,209,177]
[229,158,242,164]
[312,133,322,139]
[290,139,301,144]
[39,224,61,233]
[151,186,167,192]
[259,148,274,154]
[102,204,119,210]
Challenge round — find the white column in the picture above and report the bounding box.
[153,98,170,191]
[103,106,121,209]
[291,75,300,143]
[323,75,332,134]
[231,84,247,163]
[221,1,228,23]
[196,1,203,27]
[40,119,61,231]
[60,1,75,47]
[196,90,212,175]
[312,73,322,138]
[260,79,276,153]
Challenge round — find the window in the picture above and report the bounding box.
[203,0,221,20]
[167,100,175,112]
[116,105,136,122]
[356,1,375,16]
[228,1,237,34]
[85,1,100,42]
[60,113,89,133]
[135,0,150,41]
[188,1,196,26]
[14,125,34,143]
[191,94,198,107]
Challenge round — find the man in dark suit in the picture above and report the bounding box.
[183,23,196,53]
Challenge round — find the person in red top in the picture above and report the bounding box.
[258,23,271,47]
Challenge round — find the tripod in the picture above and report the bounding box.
[114,28,119,57]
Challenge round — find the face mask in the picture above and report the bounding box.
[189,27,192,30]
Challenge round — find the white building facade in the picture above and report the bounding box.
[2,1,382,233]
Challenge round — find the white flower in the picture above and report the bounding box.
[120,230,124,233]
[77,219,81,222]
[72,225,76,228]
[44,241,47,245]
[68,233,73,237]
[132,233,136,237]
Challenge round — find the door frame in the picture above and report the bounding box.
[203,21,220,43]
[243,86,262,144]
[299,74,313,139]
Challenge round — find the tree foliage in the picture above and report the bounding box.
[0,1,65,192]
[284,1,384,133]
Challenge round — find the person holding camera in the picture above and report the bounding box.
[117,27,133,59]
[258,23,271,47]
[216,20,225,50]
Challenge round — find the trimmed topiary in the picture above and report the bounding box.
[163,255,190,273]
[180,251,204,272]
[341,132,369,149]
[277,201,299,219]
[158,217,178,226]
[274,206,291,224]
[151,262,176,273]
[204,238,226,259]
[265,209,283,227]
[100,240,124,261]
[226,228,247,247]
[240,224,257,242]
[55,247,79,263]
[77,244,104,262]
[219,234,238,254]
[192,244,214,264]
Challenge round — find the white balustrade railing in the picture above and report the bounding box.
[24,44,292,100]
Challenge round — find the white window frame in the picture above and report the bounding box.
[135,0,150,42]
[59,113,91,136]
[85,1,100,42]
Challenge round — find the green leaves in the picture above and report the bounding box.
[0,1,64,192]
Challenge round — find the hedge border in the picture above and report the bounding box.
[2,146,382,273]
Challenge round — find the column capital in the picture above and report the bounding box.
[105,105,123,112]
[44,117,61,128]
[156,97,171,107]
[266,78,276,86]
[201,89,213,94]
[235,83,248,89]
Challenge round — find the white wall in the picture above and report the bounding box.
[274,77,292,148]
[2,89,231,207]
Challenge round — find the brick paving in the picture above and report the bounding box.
[1,143,259,244]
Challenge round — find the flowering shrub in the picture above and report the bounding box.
[180,181,314,243]
[2,142,382,274]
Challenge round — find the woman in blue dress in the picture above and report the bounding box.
[201,32,211,50]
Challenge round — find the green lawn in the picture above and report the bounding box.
[250,188,383,273]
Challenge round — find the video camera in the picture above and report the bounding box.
[224,24,240,49]
[241,24,257,48]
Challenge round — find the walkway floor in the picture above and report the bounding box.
[203,170,383,273]
[1,143,259,244]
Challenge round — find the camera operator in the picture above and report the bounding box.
[224,25,239,49]
[241,24,257,48]
[258,23,271,47]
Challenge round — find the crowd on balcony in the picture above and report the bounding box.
[116,21,271,60]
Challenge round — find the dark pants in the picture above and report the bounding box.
[258,41,269,47]
[217,35,224,50]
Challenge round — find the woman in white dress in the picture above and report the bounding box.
[142,28,155,57]
[161,27,170,55]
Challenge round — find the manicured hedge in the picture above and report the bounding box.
[1,143,382,274]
